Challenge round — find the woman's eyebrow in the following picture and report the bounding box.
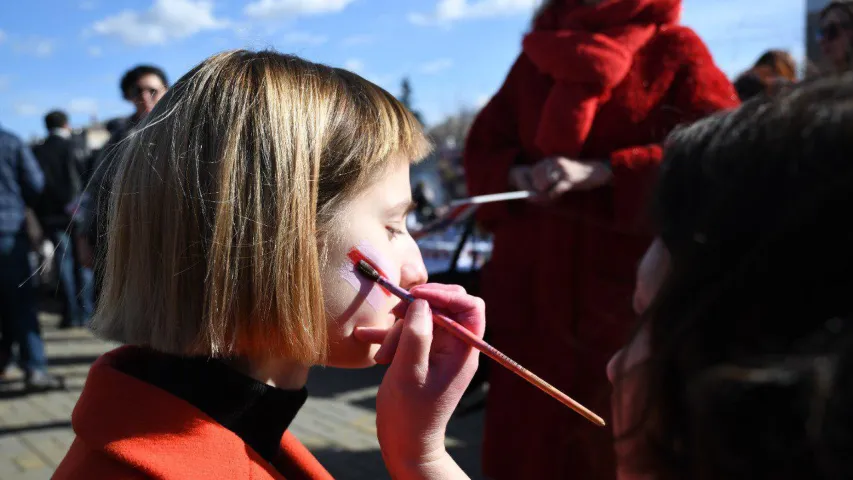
[387,199,417,216]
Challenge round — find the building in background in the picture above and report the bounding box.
[807,0,830,74]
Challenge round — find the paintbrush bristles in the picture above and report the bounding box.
[356,260,381,281]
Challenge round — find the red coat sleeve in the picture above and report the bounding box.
[464,60,524,231]
[609,28,740,229]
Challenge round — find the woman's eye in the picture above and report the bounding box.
[386,226,404,239]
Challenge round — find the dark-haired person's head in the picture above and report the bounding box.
[732,72,767,102]
[734,50,797,102]
[754,49,797,82]
[44,110,69,132]
[613,74,853,480]
[120,65,168,119]
[819,1,853,73]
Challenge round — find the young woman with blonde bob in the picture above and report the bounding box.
[54,50,486,479]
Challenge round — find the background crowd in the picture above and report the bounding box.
[2,0,853,479]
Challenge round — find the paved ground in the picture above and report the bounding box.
[0,311,485,479]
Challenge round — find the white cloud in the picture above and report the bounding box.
[15,103,40,117]
[409,0,540,26]
[69,98,99,115]
[13,38,55,58]
[244,0,355,19]
[341,34,375,47]
[90,0,229,46]
[87,46,103,57]
[344,58,365,72]
[408,13,435,26]
[80,0,96,10]
[34,40,54,57]
[419,58,453,74]
[282,31,328,45]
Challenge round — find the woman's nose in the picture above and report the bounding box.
[399,247,428,290]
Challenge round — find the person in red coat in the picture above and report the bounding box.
[54,50,487,480]
[463,1,739,478]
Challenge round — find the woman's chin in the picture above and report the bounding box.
[323,337,383,369]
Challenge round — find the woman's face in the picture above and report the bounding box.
[820,8,853,72]
[126,73,167,118]
[321,159,428,368]
[606,238,669,466]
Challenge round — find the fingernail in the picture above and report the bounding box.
[409,300,432,335]
[411,299,429,315]
[374,347,386,363]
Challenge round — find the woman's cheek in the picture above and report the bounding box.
[335,240,399,313]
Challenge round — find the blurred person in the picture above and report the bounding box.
[413,180,438,224]
[54,50,484,479]
[610,73,853,480]
[0,123,63,390]
[733,50,797,101]
[32,110,93,328]
[82,65,168,302]
[818,1,853,74]
[463,0,739,478]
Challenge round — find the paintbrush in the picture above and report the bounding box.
[448,190,533,207]
[355,259,605,427]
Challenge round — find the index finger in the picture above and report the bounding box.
[410,287,486,339]
[410,283,467,295]
[410,287,485,317]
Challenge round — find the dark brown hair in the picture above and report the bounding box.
[821,0,853,21]
[753,50,797,82]
[615,74,853,480]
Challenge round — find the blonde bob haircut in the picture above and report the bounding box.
[92,50,431,363]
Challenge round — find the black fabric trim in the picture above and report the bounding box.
[115,348,307,464]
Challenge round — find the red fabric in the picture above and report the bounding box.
[523,0,679,154]
[463,3,739,479]
[53,346,333,480]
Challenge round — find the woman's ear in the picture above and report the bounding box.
[633,237,671,315]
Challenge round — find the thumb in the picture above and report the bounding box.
[391,299,433,378]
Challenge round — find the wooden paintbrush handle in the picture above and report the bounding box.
[431,312,605,427]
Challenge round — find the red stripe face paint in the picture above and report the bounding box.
[346,248,391,296]
[338,241,395,311]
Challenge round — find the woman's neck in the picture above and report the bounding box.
[223,356,310,390]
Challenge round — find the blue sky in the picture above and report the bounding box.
[0,0,805,139]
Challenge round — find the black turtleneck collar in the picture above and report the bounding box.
[114,348,307,464]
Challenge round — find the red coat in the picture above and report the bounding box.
[465,23,738,480]
[54,347,333,480]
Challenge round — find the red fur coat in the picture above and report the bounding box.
[464,9,739,479]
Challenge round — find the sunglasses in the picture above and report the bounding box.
[818,22,853,42]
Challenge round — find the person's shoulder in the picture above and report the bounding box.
[650,25,714,62]
[0,127,23,146]
[0,129,28,162]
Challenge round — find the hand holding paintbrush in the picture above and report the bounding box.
[355,259,605,427]
[359,284,486,478]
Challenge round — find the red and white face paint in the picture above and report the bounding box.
[318,160,427,369]
[337,241,396,312]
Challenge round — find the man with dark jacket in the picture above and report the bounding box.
[0,123,63,390]
[32,110,92,328]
